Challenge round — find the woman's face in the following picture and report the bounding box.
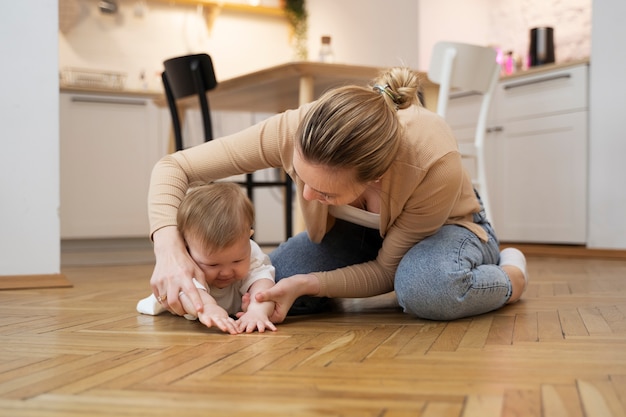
[293,149,368,206]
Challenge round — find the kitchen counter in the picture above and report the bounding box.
[60,58,590,103]
[501,58,590,80]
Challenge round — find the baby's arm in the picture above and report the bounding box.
[236,278,277,333]
[180,287,238,335]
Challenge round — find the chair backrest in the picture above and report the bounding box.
[162,53,218,151]
[428,41,499,120]
[428,41,500,224]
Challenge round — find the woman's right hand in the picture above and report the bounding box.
[149,226,206,317]
[254,273,321,323]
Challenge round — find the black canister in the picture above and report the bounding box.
[529,27,555,66]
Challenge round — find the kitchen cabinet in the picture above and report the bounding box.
[446,62,589,244]
[60,91,285,243]
[60,91,169,238]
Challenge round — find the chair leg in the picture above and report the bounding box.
[162,72,184,152]
[245,174,254,203]
[243,171,293,241]
[284,176,293,240]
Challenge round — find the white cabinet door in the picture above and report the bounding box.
[60,93,166,238]
[489,111,587,244]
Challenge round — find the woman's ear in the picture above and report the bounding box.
[249,228,255,237]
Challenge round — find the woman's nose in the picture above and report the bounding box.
[302,184,316,201]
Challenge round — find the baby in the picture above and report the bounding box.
[137,182,276,334]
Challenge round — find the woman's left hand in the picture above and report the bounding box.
[253,274,320,323]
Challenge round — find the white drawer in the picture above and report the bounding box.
[446,92,483,129]
[495,64,588,121]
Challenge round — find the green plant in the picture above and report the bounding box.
[284,0,308,60]
[284,0,307,28]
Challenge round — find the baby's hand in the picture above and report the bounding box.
[197,304,239,335]
[235,308,277,333]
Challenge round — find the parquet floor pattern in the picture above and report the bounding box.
[1,256,626,416]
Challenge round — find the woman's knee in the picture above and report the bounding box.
[395,259,509,321]
[393,225,503,321]
[394,269,469,321]
[394,244,474,321]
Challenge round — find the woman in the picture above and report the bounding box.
[149,67,527,323]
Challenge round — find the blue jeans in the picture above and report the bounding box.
[269,198,510,320]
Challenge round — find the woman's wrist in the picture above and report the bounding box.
[152,226,185,255]
[296,273,321,296]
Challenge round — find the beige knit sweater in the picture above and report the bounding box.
[149,102,485,299]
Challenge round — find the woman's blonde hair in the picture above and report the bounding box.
[177,182,254,251]
[296,67,422,183]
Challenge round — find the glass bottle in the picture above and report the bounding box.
[318,36,335,63]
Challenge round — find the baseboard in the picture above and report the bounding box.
[500,243,626,260]
[0,273,73,290]
[59,238,279,266]
[61,238,155,266]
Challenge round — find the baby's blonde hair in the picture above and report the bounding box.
[177,182,254,251]
[296,67,422,183]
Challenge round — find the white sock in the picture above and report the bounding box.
[499,247,528,285]
[136,294,166,315]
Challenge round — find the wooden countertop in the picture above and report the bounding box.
[150,61,436,113]
[200,61,435,112]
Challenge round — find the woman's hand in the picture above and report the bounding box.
[150,226,206,317]
[253,274,320,323]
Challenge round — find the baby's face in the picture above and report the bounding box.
[186,233,251,289]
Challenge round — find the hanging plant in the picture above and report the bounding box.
[284,0,308,60]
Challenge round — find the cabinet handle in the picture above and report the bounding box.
[503,73,572,90]
[450,91,481,100]
[486,126,503,133]
[71,96,147,106]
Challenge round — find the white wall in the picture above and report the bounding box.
[59,0,421,91]
[418,0,591,70]
[417,0,491,70]
[588,0,626,249]
[1,1,60,275]
[306,0,419,68]
[59,1,293,91]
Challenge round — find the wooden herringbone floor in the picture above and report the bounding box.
[1,255,626,416]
